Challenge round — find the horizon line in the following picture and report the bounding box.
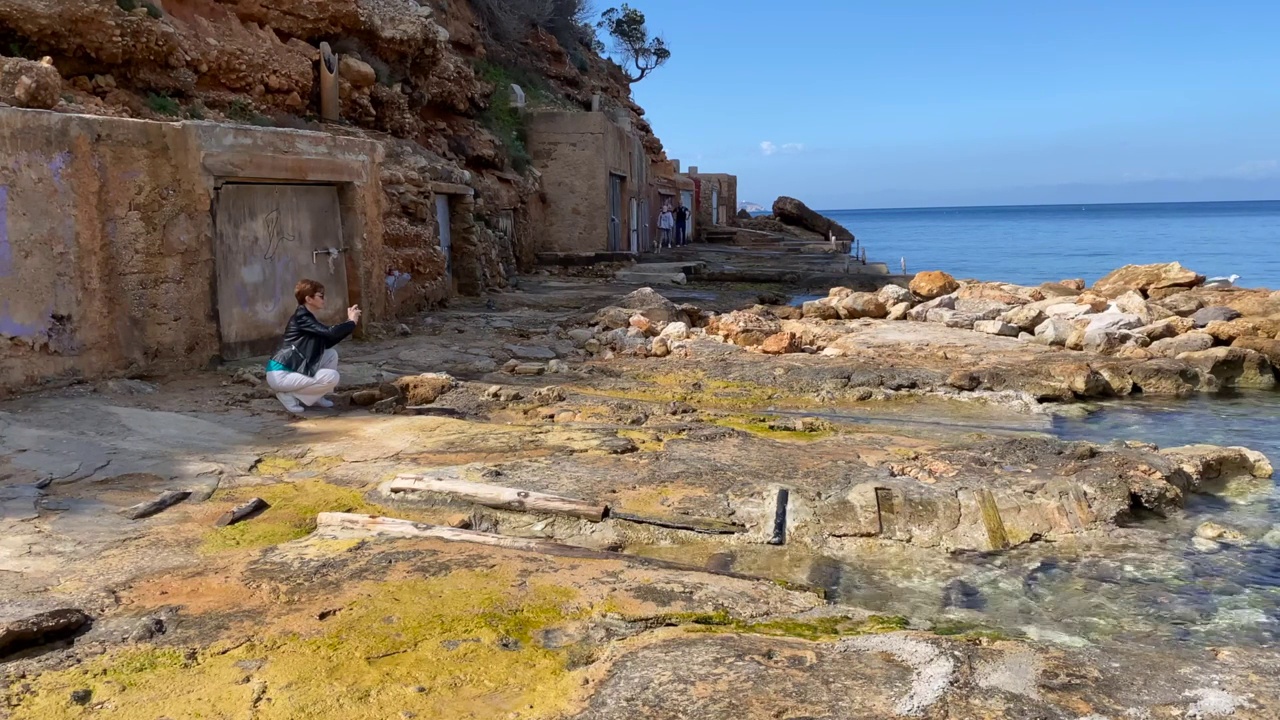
[745,198,1280,214]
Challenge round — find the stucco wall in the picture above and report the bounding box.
[0,109,384,395]
[526,111,648,253]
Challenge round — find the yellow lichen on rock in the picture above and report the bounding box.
[9,571,588,720]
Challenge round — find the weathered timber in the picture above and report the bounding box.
[608,510,746,535]
[390,475,607,522]
[120,490,190,520]
[215,497,268,527]
[315,513,824,598]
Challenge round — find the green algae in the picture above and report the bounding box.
[658,611,908,641]
[8,571,587,720]
[201,481,384,553]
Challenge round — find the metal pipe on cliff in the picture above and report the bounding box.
[319,42,340,122]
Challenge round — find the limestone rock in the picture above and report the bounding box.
[1127,359,1208,396]
[926,309,979,329]
[1002,304,1047,332]
[1093,262,1206,298]
[393,373,457,405]
[954,298,1013,320]
[876,284,914,307]
[1155,293,1206,317]
[955,283,1028,305]
[1039,281,1082,298]
[1059,278,1086,291]
[909,271,959,300]
[1085,313,1144,333]
[906,294,956,321]
[1112,290,1174,324]
[1176,347,1276,389]
[617,287,683,324]
[567,328,595,347]
[1192,306,1242,328]
[1149,332,1215,358]
[1232,336,1280,367]
[505,344,557,361]
[338,56,378,88]
[835,293,888,319]
[1082,329,1143,355]
[760,331,801,355]
[1034,317,1074,346]
[706,311,781,347]
[886,302,911,321]
[0,55,62,110]
[1163,445,1274,488]
[1138,317,1195,341]
[1204,317,1280,343]
[973,320,1019,337]
[771,196,854,241]
[649,337,671,357]
[1043,303,1093,320]
[629,314,656,336]
[1075,292,1111,312]
[1196,521,1245,542]
[802,300,840,321]
[827,286,854,299]
[659,321,690,340]
[0,609,91,657]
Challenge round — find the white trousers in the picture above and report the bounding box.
[266,348,340,406]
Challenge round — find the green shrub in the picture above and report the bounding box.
[145,92,181,117]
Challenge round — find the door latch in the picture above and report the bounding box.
[313,247,346,274]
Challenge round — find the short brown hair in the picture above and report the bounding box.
[294,279,325,305]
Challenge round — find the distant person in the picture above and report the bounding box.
[674,204,689,246]
[658,205,675,249]
[265,278,361,414]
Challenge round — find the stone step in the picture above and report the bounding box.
[614,270,688,285]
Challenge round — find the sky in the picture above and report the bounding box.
[622,0,1280,209]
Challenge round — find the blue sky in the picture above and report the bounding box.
[623,1,1280,209]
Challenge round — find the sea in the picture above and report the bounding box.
[810,200,1280,289]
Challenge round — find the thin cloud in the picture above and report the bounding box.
[782,143,805,152]
[760,141,778,156]
[761,141,804,156]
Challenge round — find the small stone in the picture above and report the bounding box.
[886,302,910,321]
[395,323,412,336]
[973,320,1019,337]
[850,387,875,401]
[351,389,382,406]
[127,616,165,643]
[70,689,92,705]
[502,359,520,373]
[568,328,594,347]
[760,331,800,355]
[484,385,503,399]
[650,337,671,357]
[1195,521,1244,542]
[659,321,690,340]
[513,363,546,376]
[1191,536,1223,553]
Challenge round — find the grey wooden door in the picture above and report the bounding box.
[608,174,623,252]
[214,184,348,360]
[681,189,694,239]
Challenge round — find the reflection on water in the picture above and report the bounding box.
[636,391,1280,652]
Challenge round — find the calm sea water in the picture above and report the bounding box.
[817,201,1280,289]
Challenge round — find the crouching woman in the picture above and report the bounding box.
[266,278,361,414]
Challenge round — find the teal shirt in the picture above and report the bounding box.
[266,360,288,373]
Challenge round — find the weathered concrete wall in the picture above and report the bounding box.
[0,108,384,395]
[526,110,649,253]
[688,171,739,234]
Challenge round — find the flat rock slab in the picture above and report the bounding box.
[0,608,91,657]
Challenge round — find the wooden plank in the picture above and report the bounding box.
[390,475,607,522]
[315,513,824,598]
[608,510,746,535]
[120,490,190,520]
[215,498,269,527]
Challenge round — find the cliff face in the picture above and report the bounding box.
[0,0,664,309]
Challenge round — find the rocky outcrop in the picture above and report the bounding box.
[1092,262,1205,298]
[0,54,61,108]
[771,196,854,242]
[1176,347,1276,389]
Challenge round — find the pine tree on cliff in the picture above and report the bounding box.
[597,4,671,82]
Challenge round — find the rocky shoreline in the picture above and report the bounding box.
[2,262,1278,719]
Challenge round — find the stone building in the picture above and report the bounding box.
[525,107,654,254]
[686,168,738,238]
[650,159,696,243]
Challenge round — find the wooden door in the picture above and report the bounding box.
[214,184,348,360]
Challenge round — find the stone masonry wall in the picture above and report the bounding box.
[0,108,384,395]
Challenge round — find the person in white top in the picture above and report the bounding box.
[657,205,675,249]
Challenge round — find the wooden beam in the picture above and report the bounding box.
[390,475,608,522]
[315,513,824,598]
[215,498,269,527]
[120,490,190,520]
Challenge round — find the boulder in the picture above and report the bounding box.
[973,320,1019,337]
[1034,317,1074,346]
[760,331,801,355]
[1137,317,1195,342]
[1204,317,1280,343]
[1002,304,1047,333]
[771,196,854,241]
[1192,306,1242,328]
[1082,329,1141,355]
[954,298,1013,320]
[1128,359,1209,396]
[886,302,911,321]
[877,284,914,307]
[393,373,458,405]
[1162,445,1274,488]
[1075,292,1111,312]
[926,309,979,329]
[1155,293,1205,317]
[906,294,956,321]
[1092,262,1206,298]
[828,286,854,299]
[1049,362,1110,397]
[649,337,671,357]
[835,293,888,319]
[593,306,633,330]
[629,314,656,336]
[1043,303,1093,320]
[1176,347,1276,389]
[1149,332,1215,358]
[617,287,683,324]
[1059,278,1087,291]
[706,311,781,347]
[1039,282,1082,298]
[1231,336,1280,367]
[1085,313,1144,333]
[1112,290,1174,325]
[0,55,62,110]
[567,328,595,347]
[955,284,1028,305]
[909,271,960,300]
[802,300,840,321]
[338,56,378,88]
[659,322,690,340]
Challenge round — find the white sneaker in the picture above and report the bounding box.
[276,393,305,414]
[314,397,334,409]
